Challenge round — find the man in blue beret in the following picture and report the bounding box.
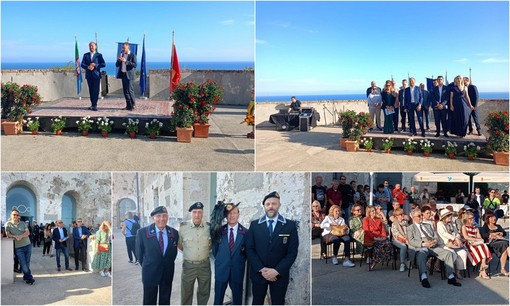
[246,192,299,305]
[178,202,212,305]
[136,206,179,305]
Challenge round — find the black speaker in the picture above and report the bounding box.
[299,116,310,131]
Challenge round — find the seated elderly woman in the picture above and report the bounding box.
[421,205,437,231]
[348,204,364,254]
[391,208,411,272]
[461,210,492,279]
[437,209,468,279]
[320,205,356,267]
[480,212,510,277]
[311,200,325,240]
[363,205,393,270]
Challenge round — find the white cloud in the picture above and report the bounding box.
[482,57,509,64]
[256,39,267,44]
[455,58,468,63]
[219,19,235,26]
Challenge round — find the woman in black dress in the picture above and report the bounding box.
[449,75,474,137]
[480,212,510,276]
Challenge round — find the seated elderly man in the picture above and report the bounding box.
[407,208,462,288]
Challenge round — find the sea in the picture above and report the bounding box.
[1,61,254,76]
[257,92,509,102]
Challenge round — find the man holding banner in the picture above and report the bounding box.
[81,42,105,111]
[116,42,137,111]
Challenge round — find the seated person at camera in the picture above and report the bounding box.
[320,205,355,267]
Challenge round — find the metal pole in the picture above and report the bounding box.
[136,172,141,226]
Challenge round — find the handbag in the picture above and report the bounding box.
[331,224,348,237]
[468,239,484,246]
[98,243,109,252]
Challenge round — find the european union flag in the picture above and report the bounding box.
[140,35,147,97]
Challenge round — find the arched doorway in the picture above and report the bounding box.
[6,185,37,224]
[118,198,136,227]
[61,192,77,229]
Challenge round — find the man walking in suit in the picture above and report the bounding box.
[178,202,212,305]
[246,191,299,305]
[464,77,481,136]
[212,203,248,305]
[407,208,461,288]
[116,42,137,110]
[404,77,425,137]
[72,218,91,271]
[81,42,106,111]
[52,219,72,272]
[430,76,450,137]
[136,206,179,305]
[420,83,431,130]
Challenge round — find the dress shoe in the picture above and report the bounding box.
[82,268,90,272]
[75,267,79,271]
[14,268,22,273]
[435,133,440,137]
[443,134,449,138]
[421,278,431,288]
[91,107,98,111]
[477,132,482,136]
[467,131,473,135]
[421,133,425,137]
[57,267,61,272]
[88,107,93,110]
[447,278,462,286]
[66,268,73,271]
[25,279,35,285]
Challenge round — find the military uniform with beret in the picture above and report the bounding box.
[246,192,299,305]
[179,202,212,305]
[135,206,179,305]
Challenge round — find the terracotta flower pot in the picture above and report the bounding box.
[149,133,156,139]
[2,121,21,135]
[447,153,455,159]
[31,130,38,135]
[493,151,509,166]
[55,130,63,135]
[101,131,108,137]
[176,127,193,143]
[423,151,430,157]
[366,148,373,152]
[340,137,348,148]
[407,150,414,155]
[82,130,89,137]
[129,131,136,139]
[467,155,475,160]
[193,123,210,138]
[385,148,391,154]
[345,140,358,152]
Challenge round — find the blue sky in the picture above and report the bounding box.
[1,1,254,63]
[256,1,509,95]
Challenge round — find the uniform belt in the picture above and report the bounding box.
[185,259,209,264]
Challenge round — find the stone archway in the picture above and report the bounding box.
[6,184,37,224]
[61,192,77,229]
[117,198,136,228]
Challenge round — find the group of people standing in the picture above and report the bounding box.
[367,75,480,137]
[133,191,299,305]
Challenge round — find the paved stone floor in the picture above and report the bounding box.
[1,245,111,305]
[312,218,510,305]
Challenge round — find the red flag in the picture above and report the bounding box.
[170,43,181,92]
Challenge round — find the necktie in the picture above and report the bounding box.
[420,223,433,241]
[159,231,164,254]
[229,228,235,254]
[268,220,274,237]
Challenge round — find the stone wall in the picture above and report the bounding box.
[111,172,311,305]
[1,69,254,106]
[1,172,111,225]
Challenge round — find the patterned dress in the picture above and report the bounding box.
[92,229,111,270]
[463,225,492,266]
[362,217,393,264]
[349,216,364,254]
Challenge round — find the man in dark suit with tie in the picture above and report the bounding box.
[116,42,137,111]
[81,42,105,111]
[72,218,91,272]
[136,206,179,305]
[419,83,431,130]
[404,77,425,137]
[464,77,481,136]
[430,76,450,137]
[212,203,248,305]
[246,191,299,305]
[52,219,72,272]
[407,209,461,288]
[398,79,408,132]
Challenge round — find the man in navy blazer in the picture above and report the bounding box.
[420,83,431,130]
[246,191,299,305]
[116,42,137,111]
[52,219,72,272]
[72,218,91,271]
[430,76,450,137]
[404,77,425,137]
[81,42,105,111]
[464,77,481,136]
[136,206,179,305]
[212,203,248,305]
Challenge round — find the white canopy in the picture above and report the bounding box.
[473,172,510,183]
[413,172,470,183]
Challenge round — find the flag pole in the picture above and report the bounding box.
[75,34,81,100]
[95,32,104,100]
[469,67,472,83]
[170,31,174,100]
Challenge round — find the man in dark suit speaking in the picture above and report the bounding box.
[81,42,105,111]
[246,191,299,305]
[136,206,179,305]
[116,42,137,111]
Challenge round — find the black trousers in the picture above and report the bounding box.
[125,237,137,261]
[74,240,87,269]
[392,107,399,131]
[87,77,101,108]
[120,72,136,109]
[252,282,287,305]
[468,109,481,133]
[400,106,407,130]
[143,283,172,305]
[433,108,449,135]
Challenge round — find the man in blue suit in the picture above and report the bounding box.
[116,42,137,111]
[420,83,431,130]
[430,76,450,137]
[81,42,106,111]
[464,77,481,136]
[212,203,248,305]
[52,219,72,272]
[136,206,179,305]
[404,77,425,137]
[246,191,299,305]
[72,218,91,271]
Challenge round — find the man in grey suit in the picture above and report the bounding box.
[407,208,462,288]
[116,42,137,111]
